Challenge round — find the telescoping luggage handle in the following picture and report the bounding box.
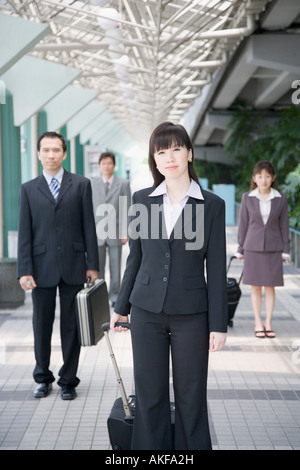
[227,255,243,285]
[102,322,132,418]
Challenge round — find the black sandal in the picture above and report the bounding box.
[264,329,276,338]
[255,330,266,338]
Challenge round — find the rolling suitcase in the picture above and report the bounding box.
[102,322,175,450]
[75,279,110,346]
[226,256,243,327]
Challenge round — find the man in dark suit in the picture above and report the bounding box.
[17,132,99,400]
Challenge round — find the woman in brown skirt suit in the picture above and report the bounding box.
[236,161,290,338]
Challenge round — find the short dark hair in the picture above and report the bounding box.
[148,121,199,187]
[98,151,116,165]
[37,132,67,152]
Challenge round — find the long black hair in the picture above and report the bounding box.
[148,121,199,187]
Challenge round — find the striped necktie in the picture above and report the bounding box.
[50,177,60,201]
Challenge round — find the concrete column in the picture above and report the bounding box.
[0,104,3,258]
[0,90,21,257]
[70,137,76,173]
[31,114,39,178]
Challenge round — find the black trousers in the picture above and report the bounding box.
[31,279,82,387]
[130,306,212,450]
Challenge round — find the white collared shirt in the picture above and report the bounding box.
[249,187,281,225]
[149,179,204,238]
[43,168,64,188]
[102,174,114,190]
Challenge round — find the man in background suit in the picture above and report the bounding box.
[90,152,131,307]
[17,132,99,400]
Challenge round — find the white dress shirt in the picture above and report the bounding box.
[102,174,114,190]
[149,179,204,238]
[248,187,281,224]
[43,168,64,188]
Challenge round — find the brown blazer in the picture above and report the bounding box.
[237,191,290,254]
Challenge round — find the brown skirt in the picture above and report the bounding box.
[243,250,284,287]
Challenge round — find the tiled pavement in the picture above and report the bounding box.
[0,225,300,451]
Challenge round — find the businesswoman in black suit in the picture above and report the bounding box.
[111,122,227,450]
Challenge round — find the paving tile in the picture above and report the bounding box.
[0,226,300,450]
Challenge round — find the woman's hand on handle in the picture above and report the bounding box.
[110,311,129,332]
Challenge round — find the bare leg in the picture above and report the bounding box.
[264,287,276,337]
[251,286,265,337]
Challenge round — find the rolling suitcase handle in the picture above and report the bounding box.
[227,255,243,285]
[102,322,132,418]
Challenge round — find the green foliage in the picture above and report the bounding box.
[224,105,300,228]
[282,163,300,230]
[194,159,234,188]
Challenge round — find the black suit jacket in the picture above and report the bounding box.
[114,186,228,333]
[17,170,99,287]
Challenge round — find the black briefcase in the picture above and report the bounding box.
[75,279,110,346]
